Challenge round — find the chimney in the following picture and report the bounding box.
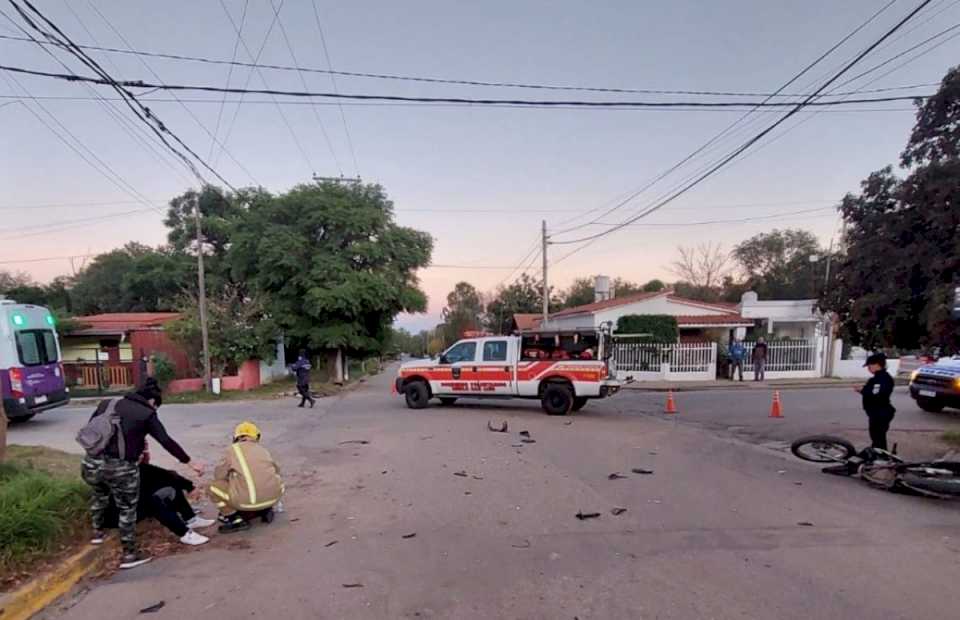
[594,275,611,303]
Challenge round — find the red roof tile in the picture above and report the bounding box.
[676,314,753,326]
[549,291,667,318]
[71,313,181,334]
[512,314,543,331]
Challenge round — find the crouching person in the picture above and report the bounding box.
[208,422,284,533]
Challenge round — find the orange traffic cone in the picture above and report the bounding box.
[665,390,677,415]
[769,390,783,418]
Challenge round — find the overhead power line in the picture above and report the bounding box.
[0,31,940,99]
[0,65,935,108]
[549,0,935,251]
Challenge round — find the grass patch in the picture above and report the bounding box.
[164,377,301,404]
[0,446,89,582]
[941,431,960,448]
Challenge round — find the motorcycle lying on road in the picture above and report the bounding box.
[791,435,960,499]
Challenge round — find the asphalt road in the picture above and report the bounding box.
[15,374,960,619]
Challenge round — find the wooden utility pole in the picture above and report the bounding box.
[194,202,213,392]
[541,220,549,325]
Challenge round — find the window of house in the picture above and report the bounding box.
[483,340,508,362]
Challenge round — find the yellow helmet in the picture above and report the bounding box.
[233,421,261,442]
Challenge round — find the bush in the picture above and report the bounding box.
[0,463,89,572]
[151,352,177,388]
[616,315,679,341]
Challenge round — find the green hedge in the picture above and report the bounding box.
[616,315,679,341]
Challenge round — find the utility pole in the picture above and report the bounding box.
[312,173,361,185]
[541,220,549,325]
[194,202,213,392]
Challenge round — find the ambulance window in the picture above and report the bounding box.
[483,340,508,362]
[444,341,477,363]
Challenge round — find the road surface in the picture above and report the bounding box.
[14,374,960,619]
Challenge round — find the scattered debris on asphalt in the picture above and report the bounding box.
[611,507,628,516]
[521,438,536,444]
[563,420,573,426]
[794,482,803,486]
[339,440,370,445]
[511,443,524,448]
[342,583,364,588]
[420,435,434,440]
[631,468,654,475]
[290,518,300,523]
[402,532,417,539]
[325,540,339,547]
[488,420,509,433]
[608,472,628,480]
[464,491,472,495]
[519,430,531,438]
[453,471,468,477]
[139,602,165,614]
[512,539,532,549]
[647,499,662,505]
[576,511,601,520]
[472,475,484,480]
[649,451,659,456]
[797,521,815,527]
[777,470,787,475]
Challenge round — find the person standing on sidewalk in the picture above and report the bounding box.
[80,378,204,569]
[729,339,746,381]
[752,337,769,381]
[855,352,896,451]
[290,350,316,408]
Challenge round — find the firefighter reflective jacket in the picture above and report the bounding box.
[209,440,283,512]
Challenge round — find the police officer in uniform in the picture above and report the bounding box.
[855,352,896,451]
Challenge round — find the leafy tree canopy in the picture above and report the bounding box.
[485,273,543,334]
[732,229,824,300]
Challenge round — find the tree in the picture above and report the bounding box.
[485,273,543,334]
[642,279,666,292]
[70,243,192,314]
[669,242,731,301]
[167,285,278,376]
[825,65,960,350]
[0,269,32,293]
[559,276,642,309]
[230,181,433,355]
[441,281,484,344]
[732,229,824,299]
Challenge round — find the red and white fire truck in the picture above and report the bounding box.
[394,326,622,415]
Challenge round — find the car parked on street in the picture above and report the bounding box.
[909,356,960,412]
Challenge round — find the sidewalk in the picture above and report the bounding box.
[621,377,884,392]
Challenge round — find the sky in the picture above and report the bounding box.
[0,0,957,333]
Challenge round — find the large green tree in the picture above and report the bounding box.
[70,243,192,315]
[560,276,642,309]
[440,281,484,345]
[230,182,432,355]
[485,273,543,334]
[732,229,825,299]
[825,66,960,350]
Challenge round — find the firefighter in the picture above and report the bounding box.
[208,422,284,533]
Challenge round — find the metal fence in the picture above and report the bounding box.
[743,340,816,372]
[612,341,715,373]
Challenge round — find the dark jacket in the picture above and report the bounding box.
[291,356,312,386]
[752,342,769,363]
[861,369,896,417]
[103,463,195,526]
[90,394,190,464]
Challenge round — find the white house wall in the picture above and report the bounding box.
[595,296,729,328]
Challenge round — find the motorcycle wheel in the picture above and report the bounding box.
[897,465,960,499]
[791,435,856,463]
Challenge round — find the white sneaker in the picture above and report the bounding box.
[180,530,209,546]
[185,516,216,529]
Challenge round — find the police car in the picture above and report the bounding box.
[909,356,960,412]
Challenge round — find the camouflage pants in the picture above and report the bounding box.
[81,456,140,553]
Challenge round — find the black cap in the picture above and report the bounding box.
[864,352,887,367]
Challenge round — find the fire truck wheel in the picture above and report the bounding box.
[541,384,574,416]
[404,381,430,409]
[439,397,458,406]
[571,397,588,412]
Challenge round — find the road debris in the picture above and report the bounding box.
[325,540,339,547]
[453,471,468,477]
[611,507,628,516]
[472,475,484,480]
[402,532,417,539]
[521,438,536,444]
[339,440,370,445]
[420,435,434,440]
[519,430,531,438]
[576,511,601,520]
[139,602,166,614]
[563,420,573,426]
[777,470,787,475]
[608,472,628,480]
[797,521,815,527]
[511,539,532,549]
[631,468,654,475]
[342,583,364,588]
[794,482,803,486]
[511,443,523,448]
[488,420,509,433]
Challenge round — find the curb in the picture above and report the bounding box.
[0,543,110,620]
[623,381,867,393]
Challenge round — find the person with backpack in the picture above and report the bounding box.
[78,378,204,569]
